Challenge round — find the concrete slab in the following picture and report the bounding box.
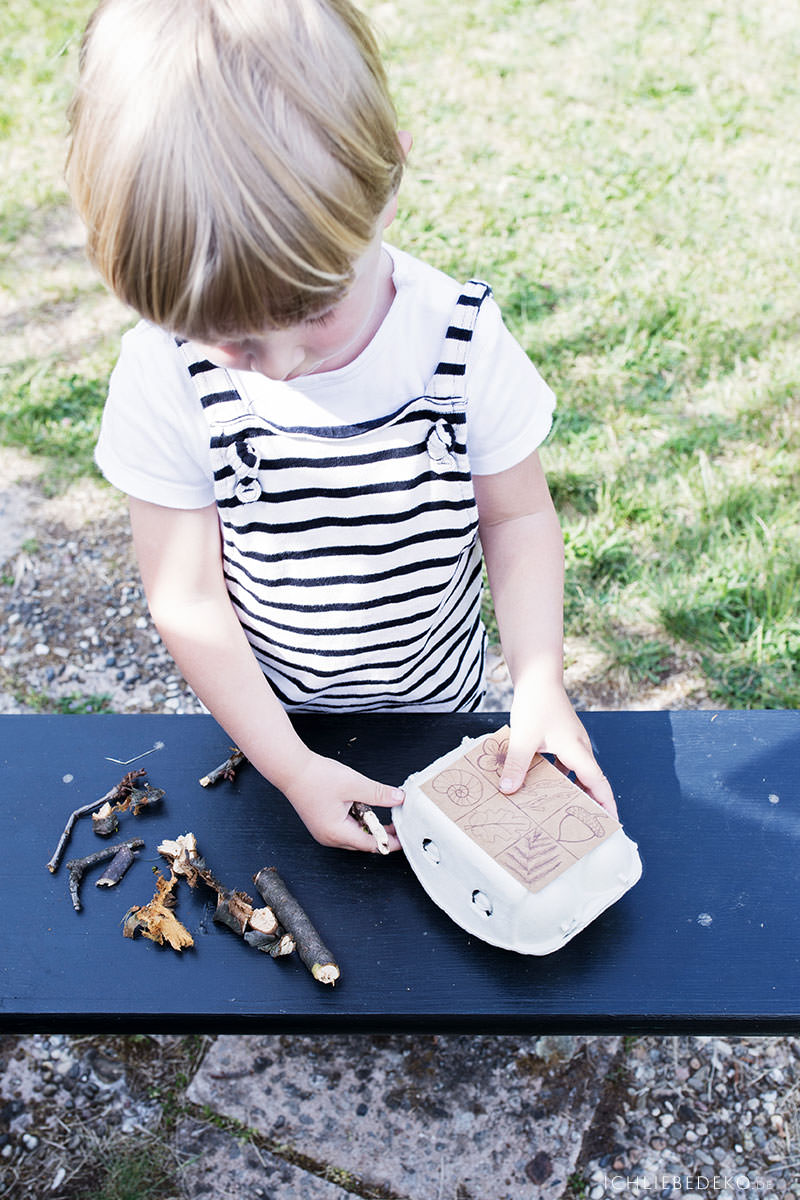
[176,1117,356,1200]
[187,1034,620,1200]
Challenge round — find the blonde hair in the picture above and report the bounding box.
[66,0,404,340]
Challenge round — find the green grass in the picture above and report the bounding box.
[2,0,798,707]
[384,0,799,707]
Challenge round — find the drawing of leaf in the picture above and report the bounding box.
[463,805,529,847]
[500,830,564,883]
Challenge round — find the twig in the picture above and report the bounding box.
[349,801,390,854]
[92,783,164,836]
[47,770,146,872]
[158,833,288,955]
[65,840,144,911]
[244,929,296,956]
[96,844,139,888]
[253,866,340,985]
[199,748,246,787]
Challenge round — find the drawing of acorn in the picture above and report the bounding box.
[555,804,606,843]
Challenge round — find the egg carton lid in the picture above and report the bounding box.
[394,725,642,954]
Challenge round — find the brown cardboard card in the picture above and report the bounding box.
[420,726,620,893]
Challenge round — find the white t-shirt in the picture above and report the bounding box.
[95,244,555,508]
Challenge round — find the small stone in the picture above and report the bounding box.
[525,1151,552,1184]
[34,643,49,655]
[22,1133,39,1151]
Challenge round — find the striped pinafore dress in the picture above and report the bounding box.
[178,281,492,713]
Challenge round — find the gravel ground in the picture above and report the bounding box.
[2,451,797,1199]
[2,1034,800,1199]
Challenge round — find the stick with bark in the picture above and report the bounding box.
[253,866,340,985]
[65,839,145,911]
[349,802,390,854]
[92,783,164,836]
[47,770,147,872]
[199,749,246,787]
[96,844,140,889]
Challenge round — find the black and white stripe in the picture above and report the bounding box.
[179,280,491,711]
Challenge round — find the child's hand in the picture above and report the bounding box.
[499,682,618,818]
[281,751,404,852]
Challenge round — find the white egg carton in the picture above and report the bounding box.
[394,727,642,955]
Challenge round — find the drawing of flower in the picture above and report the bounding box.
[431,769,484,806]
[474,736,508,778]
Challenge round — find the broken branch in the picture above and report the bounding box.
[96,844,139,889]
[157,833,288,956]
[349,801,390,854]
[199,748,246,787]
[253,866,340,985]
[47,770,147,872]
[65,839,144,911]
[92,783,164,836]
[123,871,194,951]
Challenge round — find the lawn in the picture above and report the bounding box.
[1,0,798,707]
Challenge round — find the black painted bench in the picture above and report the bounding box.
[1,710,797,1034]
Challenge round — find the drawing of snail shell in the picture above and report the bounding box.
[432,769,484,806]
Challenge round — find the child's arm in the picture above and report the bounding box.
[473,451,617,816]
[127,498,404,850]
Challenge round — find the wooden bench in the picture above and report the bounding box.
[2,710,797,1034]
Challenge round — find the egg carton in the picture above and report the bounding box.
[394,726,642,955]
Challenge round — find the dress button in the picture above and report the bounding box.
[426,419,455,464]
[234,477,261,503]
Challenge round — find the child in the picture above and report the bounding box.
[67,0,616,852]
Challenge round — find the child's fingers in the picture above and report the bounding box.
[367,781,405,809]
[343,777,404,852]
[498,732,539,795]
[569,754,618,818]
[342,823,401,853]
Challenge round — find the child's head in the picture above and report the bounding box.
[66,0,405,342]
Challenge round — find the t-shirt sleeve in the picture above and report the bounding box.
[94,323,215,509]
[465,297,555,475]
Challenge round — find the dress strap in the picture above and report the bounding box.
[428,279,492,400]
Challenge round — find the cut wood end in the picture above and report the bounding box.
[271,933,296,957]
[248,906,279,936]
[312,963,340,986]
[158,832,199,876]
